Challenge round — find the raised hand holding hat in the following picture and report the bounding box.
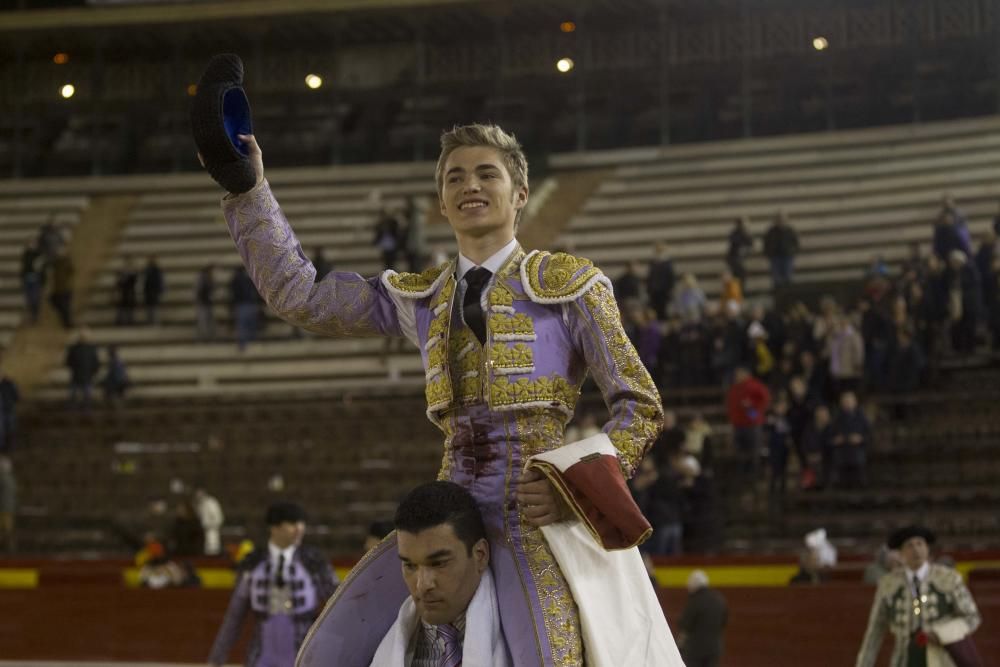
[190,54,261,194]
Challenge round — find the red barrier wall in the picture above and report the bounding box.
[2,582,998,665]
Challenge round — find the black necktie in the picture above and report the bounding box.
[275,554,286,588]
[912,574,922,628]
[463,267,492,345]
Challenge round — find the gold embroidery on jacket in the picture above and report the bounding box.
[514,409,584,666]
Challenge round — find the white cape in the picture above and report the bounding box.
[369,569,510,667]
[531,434,687,667]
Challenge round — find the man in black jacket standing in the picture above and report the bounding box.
[677,569,728,667]
[763,211,800,289]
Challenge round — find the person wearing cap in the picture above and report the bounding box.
[677,570,728,667]
[208,502,338,667]
[194,58,677,667]
[856,525,982,667]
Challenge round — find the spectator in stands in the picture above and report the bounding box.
[368,482,513,665]
[100,345,129,408]
[193,487,225,556]
[629,456,684,556]
[0,456,15,552]
[37,217,64,263]
[401,196,428,273]
[941,193,973,256]
[859,299,892,391]
[168,499,205,557]
[364,520,394,552]
[647,242,677,320]
[719,270,742,314]
[901,241,927,283]
[683,412,714,472]
[672,273,706,323]
[142,255,165,325]
[48,246,75,329]
[765,393,791,507]
[726,366,771,478]
[65,328,99,410]
[677,312,711,387]
[0,356,19,453]
[932,210,966,260]
[614,260,644,307]
[788,546,829,585]
[195,264,215,341]
[946,250,981,354]
[746,321,774,381]
[798,349,825,405]
[19,239,43,325]
[726,216,754,288]
[974,231,995,282]
[373,206,402,270]
[763,210,800,288]
[230,265,260,351]
[636,307,663,379]
[803,404,834,489]
[886,329,925,410]
[711,301,747,386]
[830,391,870,488]
[677,570,728,667]
[828,315,864,397]
[115,256,139,326]
[786,376,814,482]
[856,525,982,667]
[866,254,890,279]
[138,556,201,589]
[209,501,338,667]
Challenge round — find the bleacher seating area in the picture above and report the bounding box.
[4,115,1000,558]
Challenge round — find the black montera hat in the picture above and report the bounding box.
[266,501,307,526]
[887,525,936,550]
[190,54,257,194]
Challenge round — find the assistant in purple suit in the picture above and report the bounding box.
[217,124,665,667]
[208,502,338,667]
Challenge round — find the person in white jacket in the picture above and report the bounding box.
[193,488,225,556]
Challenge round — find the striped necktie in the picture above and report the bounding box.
[437,623,462,667]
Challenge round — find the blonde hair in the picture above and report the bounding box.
[435,123,529,226]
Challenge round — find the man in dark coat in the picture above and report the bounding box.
[65,328,100,410]
[142,255,165,325]
[646,242,677,320]
[209,502,338,667]
[677,570,728,667]
[762,211,799,289]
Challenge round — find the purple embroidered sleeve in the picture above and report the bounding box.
[208,572,251,666]
[222,180,402,338]
[569,282,664,477]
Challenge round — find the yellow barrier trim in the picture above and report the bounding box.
[0,569,39,589]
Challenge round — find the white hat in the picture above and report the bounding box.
[687,569,710,592]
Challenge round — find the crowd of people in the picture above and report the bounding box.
[608,195,1000,549]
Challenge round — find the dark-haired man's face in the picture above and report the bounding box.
[270,521,305,549]
[398,523,489,626]
[900,536,929,571]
